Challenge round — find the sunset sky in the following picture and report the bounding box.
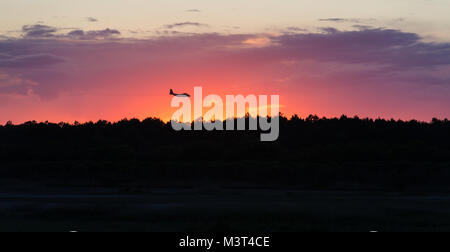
[1,0,450,123]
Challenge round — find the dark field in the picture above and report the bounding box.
[1,186,450,232]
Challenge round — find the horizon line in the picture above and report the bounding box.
[2,113,449,126]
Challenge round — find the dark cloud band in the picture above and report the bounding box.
[164,22,208,29]
[1,26,449,103]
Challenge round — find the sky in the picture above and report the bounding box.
[1,0,450,123]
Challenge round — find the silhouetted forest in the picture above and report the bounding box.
[1,115,450,191]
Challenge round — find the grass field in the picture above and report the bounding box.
[1,186,449,232]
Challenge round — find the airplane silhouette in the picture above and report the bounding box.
[170,89,190,97]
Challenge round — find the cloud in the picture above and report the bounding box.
[67,28,121,40]
[86,17,99,22]
[0,72,36,95]
[22,25,57,38]
[0,54,67,68]
[186,9,201,12]
[319,18,376,23]
[318,27,340,34]
[286,27,308,32]
[0,53,12,59]
[19,24,121,40]
[242,36,274,48]
[353,25,373,30]
[164,22,208,29]
[67,30,85,37]
[319,18,350,23]
[271,28,448,69]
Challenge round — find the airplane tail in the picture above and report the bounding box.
[170,89,174,95]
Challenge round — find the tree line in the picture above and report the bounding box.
[1,115,450,191]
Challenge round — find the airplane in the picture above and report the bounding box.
[170,89,191,97]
